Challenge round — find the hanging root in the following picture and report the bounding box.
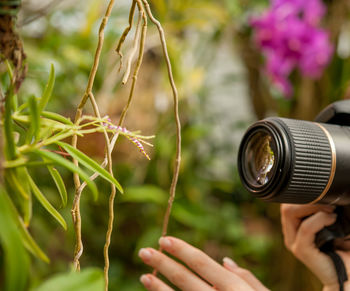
[122,8,142,84]
[137,0,182,275]
[70,0,181,289]
[115,0,136,71]
[103,1,147,289]
[71,0,116,272]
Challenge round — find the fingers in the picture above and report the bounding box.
[140,274,175,291]
[280,204,335,250]
[293,211,337,259]
[158,236,254,291]
[138,248,214,291]
[223,257,269,291]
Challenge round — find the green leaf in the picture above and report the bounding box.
[0,186,30,291]
[41,111,73,125]
[4,86,17,160]
[32,149,98,200]
[6,168,29,199]
[4,168,32,226]
[34,268,104,291]
[3,157,28,168]
[48,166,68,207]
[1,188,49,263]
[57,141,124,194]
[5,59,13,80]
[38,64,55,113]
[121,185,167,204]
[17,167,33,226]
[24,168,67,230]
[27,95,40,143]
[19,217,50,263]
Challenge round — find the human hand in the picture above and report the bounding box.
[138,236,269,291]
[280,204,350,291]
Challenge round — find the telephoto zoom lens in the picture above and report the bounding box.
[237,117,350,205]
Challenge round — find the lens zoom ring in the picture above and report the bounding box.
[275,118,332,203]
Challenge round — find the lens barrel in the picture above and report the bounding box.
[238,117,350,205]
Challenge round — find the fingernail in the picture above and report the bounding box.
[223,257,238,270]
[139,248,152,261]
[140,274,151,288]
[159,237,172,248]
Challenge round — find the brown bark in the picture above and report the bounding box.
[0,3,27,92]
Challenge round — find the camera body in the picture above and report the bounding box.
[237,100,350,250]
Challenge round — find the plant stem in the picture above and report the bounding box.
[141,0,182,257]
[71,0,116,272]
[103,2,147,289]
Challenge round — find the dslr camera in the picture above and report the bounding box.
[238,100,350,250]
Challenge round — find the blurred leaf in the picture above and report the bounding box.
[41,111,73,125]
[33,268,104,291]
[134,227,161,259]
[4,87,17,159]
[27,95,40,143]
[1,188,49,263]
[56,141,124,194]
[121,185,167,204]
[48,166,68,207]
[33,149,98,200]
[0,186,30,291]
[171,201,216,231]
[25,168,67,230]
[38,64,55,113]
[17,167,33,226]
[6,168,29,199]
[3,157,28,168]
[5,168,32,226]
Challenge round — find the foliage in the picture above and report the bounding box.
[1,0,349,291]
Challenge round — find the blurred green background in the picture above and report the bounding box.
[2,0,350,290]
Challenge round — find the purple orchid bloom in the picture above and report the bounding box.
[251,0,333,97]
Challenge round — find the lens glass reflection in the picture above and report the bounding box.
[243,131,276,187]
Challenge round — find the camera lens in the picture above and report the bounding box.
[243,131,276,188]
[237,117,349,204]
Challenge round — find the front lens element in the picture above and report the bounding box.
[243,131,276,187]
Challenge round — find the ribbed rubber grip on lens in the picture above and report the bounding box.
[274,118,333,204]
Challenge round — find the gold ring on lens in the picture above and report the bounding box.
[309,123,336,204]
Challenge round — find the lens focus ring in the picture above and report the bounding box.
[272,118,333,203]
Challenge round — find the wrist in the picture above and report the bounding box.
[323,280,350,291]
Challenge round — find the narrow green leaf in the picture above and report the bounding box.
[27,95,40,143]
[32,149,98,200]
[6,169,29,199]
[41,111,73,125]
[121,185,167,204]
[16,102,28,113]
[1,188,49,263]
[42,130,78,147]
[19,218,50,263]
[56,141,124,194]
[17,167,32,226]
[34,268,104,291]
[0,186,30,291]
[4,168,32,226]
[3,157,28,168]
[48,166,68,207]
[38,64,55,113]
[4,87,17,160]
[5,59,13,80]
[25,169,67,230]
